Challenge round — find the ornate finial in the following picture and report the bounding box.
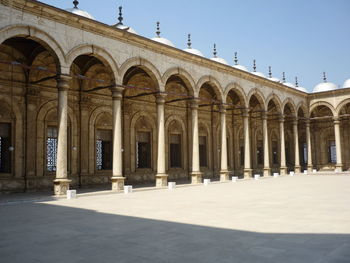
[116,6,123,26]
[234,52,238,65]
[187,34,191,48]
[73,0,79,8]
[156,21,160,37]
[268,66,272,78]
[295,77,299,87]
[323,72,327,82]
[213,43,217,57]
[253,59,256,72]
[282,72,286,82]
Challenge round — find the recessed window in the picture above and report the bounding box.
[199,136,207,167]
[0,123,11,173]
[328,140,336,164]
[137,132,151,168]
[272,141,278,165]
[170,134,181,168]
[46,126,57,172]
[96,129,112,170]
[257,140,263,165]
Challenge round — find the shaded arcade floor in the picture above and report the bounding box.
[0,175,350,262]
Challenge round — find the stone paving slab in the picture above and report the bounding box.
[0,175,350,263]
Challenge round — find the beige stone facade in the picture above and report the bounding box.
[0,0,349,194]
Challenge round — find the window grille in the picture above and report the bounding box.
[170,134,181,168]
[46,126,57,172]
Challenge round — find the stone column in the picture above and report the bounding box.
[190,98,202,184]
[306,120,313,172]
[279,117,287,175]
[155,93,168,187]
[54,75,71,196]
[111,86,125,191]
[334,117,343,172]
[293,119,301,173]
[262,113,271,176]
[243,109,252,178]
[219,105,229,181]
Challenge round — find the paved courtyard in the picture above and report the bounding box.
[1,175,350,262]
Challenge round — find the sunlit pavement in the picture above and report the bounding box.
[1,175,350,262]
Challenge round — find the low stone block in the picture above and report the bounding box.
[168,182,176,190]
[124,185,133,194]
[303,170,308,175]
[273,173,279,178]
[66,190,76,199]
[313,169,317,173]
[289,171,295,176]
[231,176,238,183]
[203,179,210,186]
[254,174,260,180]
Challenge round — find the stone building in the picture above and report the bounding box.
[0,0,349,195]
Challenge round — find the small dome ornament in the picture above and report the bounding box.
[251,60,265,78]
[113,6,137,34]
[267,66,279,82]
[183,34,203,56]
[313,72,337,93]
[232,52,247,71]
[151,21,175,47]
[210,44,228,65]
[281,72,295,88]
[295,76,307,92]
[342,78,350,89]
[66,0,95,20]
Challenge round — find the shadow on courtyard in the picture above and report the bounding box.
[0,202,349,263]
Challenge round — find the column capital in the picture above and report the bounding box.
[293,118,299,126]
[56,75,71,91]
[156,92,167,104]
[219,104,228,113]
[190,98,200,109]
[242,108,250,117]
[279,115,285,123]
[111,86,124,100]
[262,111,268,120]
[333,116,340,124]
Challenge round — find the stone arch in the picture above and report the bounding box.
[0,24,66,73]
[247,88,265,109]
[130,111,157,172]
[223,82,247,106]
[310,102,335,117]
[120,57,162,90]
[0,97,23,178]
[265,93,283,113]
[36,100,78,177]
[66,44,120,83]
[196,75,224,102]
[162,67,196,96]
[296,102,308,117]
[282,98,297,116]
[335,98,350,116]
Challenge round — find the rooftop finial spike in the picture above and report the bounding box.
[117,6,123,26]
[213,43,217,57]
[268,66,272,78]
[295,77,299,87]
[282,72,286,82]
[323,72,327,82]
[156,21,160,37]
[234,52,238,65]
[253,59,256,72]
[187,34,192,48]
[73,0,79,8]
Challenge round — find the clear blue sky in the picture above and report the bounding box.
[40,0,350,92]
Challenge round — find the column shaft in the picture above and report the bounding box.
[306,120,313,172]
[279,117,287,175]
[293,119,301,173]
[263,114,270,176]
[243,110,252,178]
[155,93,167,187]
[334,118,343,171]
[220,106,229,181]
[191,99,202,183]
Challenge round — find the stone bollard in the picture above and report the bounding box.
[303,170,308,175]
[313,169,317,173]
[168,182,176,190]
[66,190,76,199]
[203,179,210,186]
[289,171,295,176]
[254,174,260,180]
[124,185,133,194]
[273,173,279,178]
[231,176,238,183]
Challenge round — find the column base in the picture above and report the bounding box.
[191,172,203,184]
[243,169,252,179]
[53,178,71,196]
[219,170,229,182]
[111,176,125,191]
[294,166,301,174]
[155,174,168,188]
[307,165,313,173]
[280,167,288,176]
[335,164,343,172]
[263,168,271,177]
